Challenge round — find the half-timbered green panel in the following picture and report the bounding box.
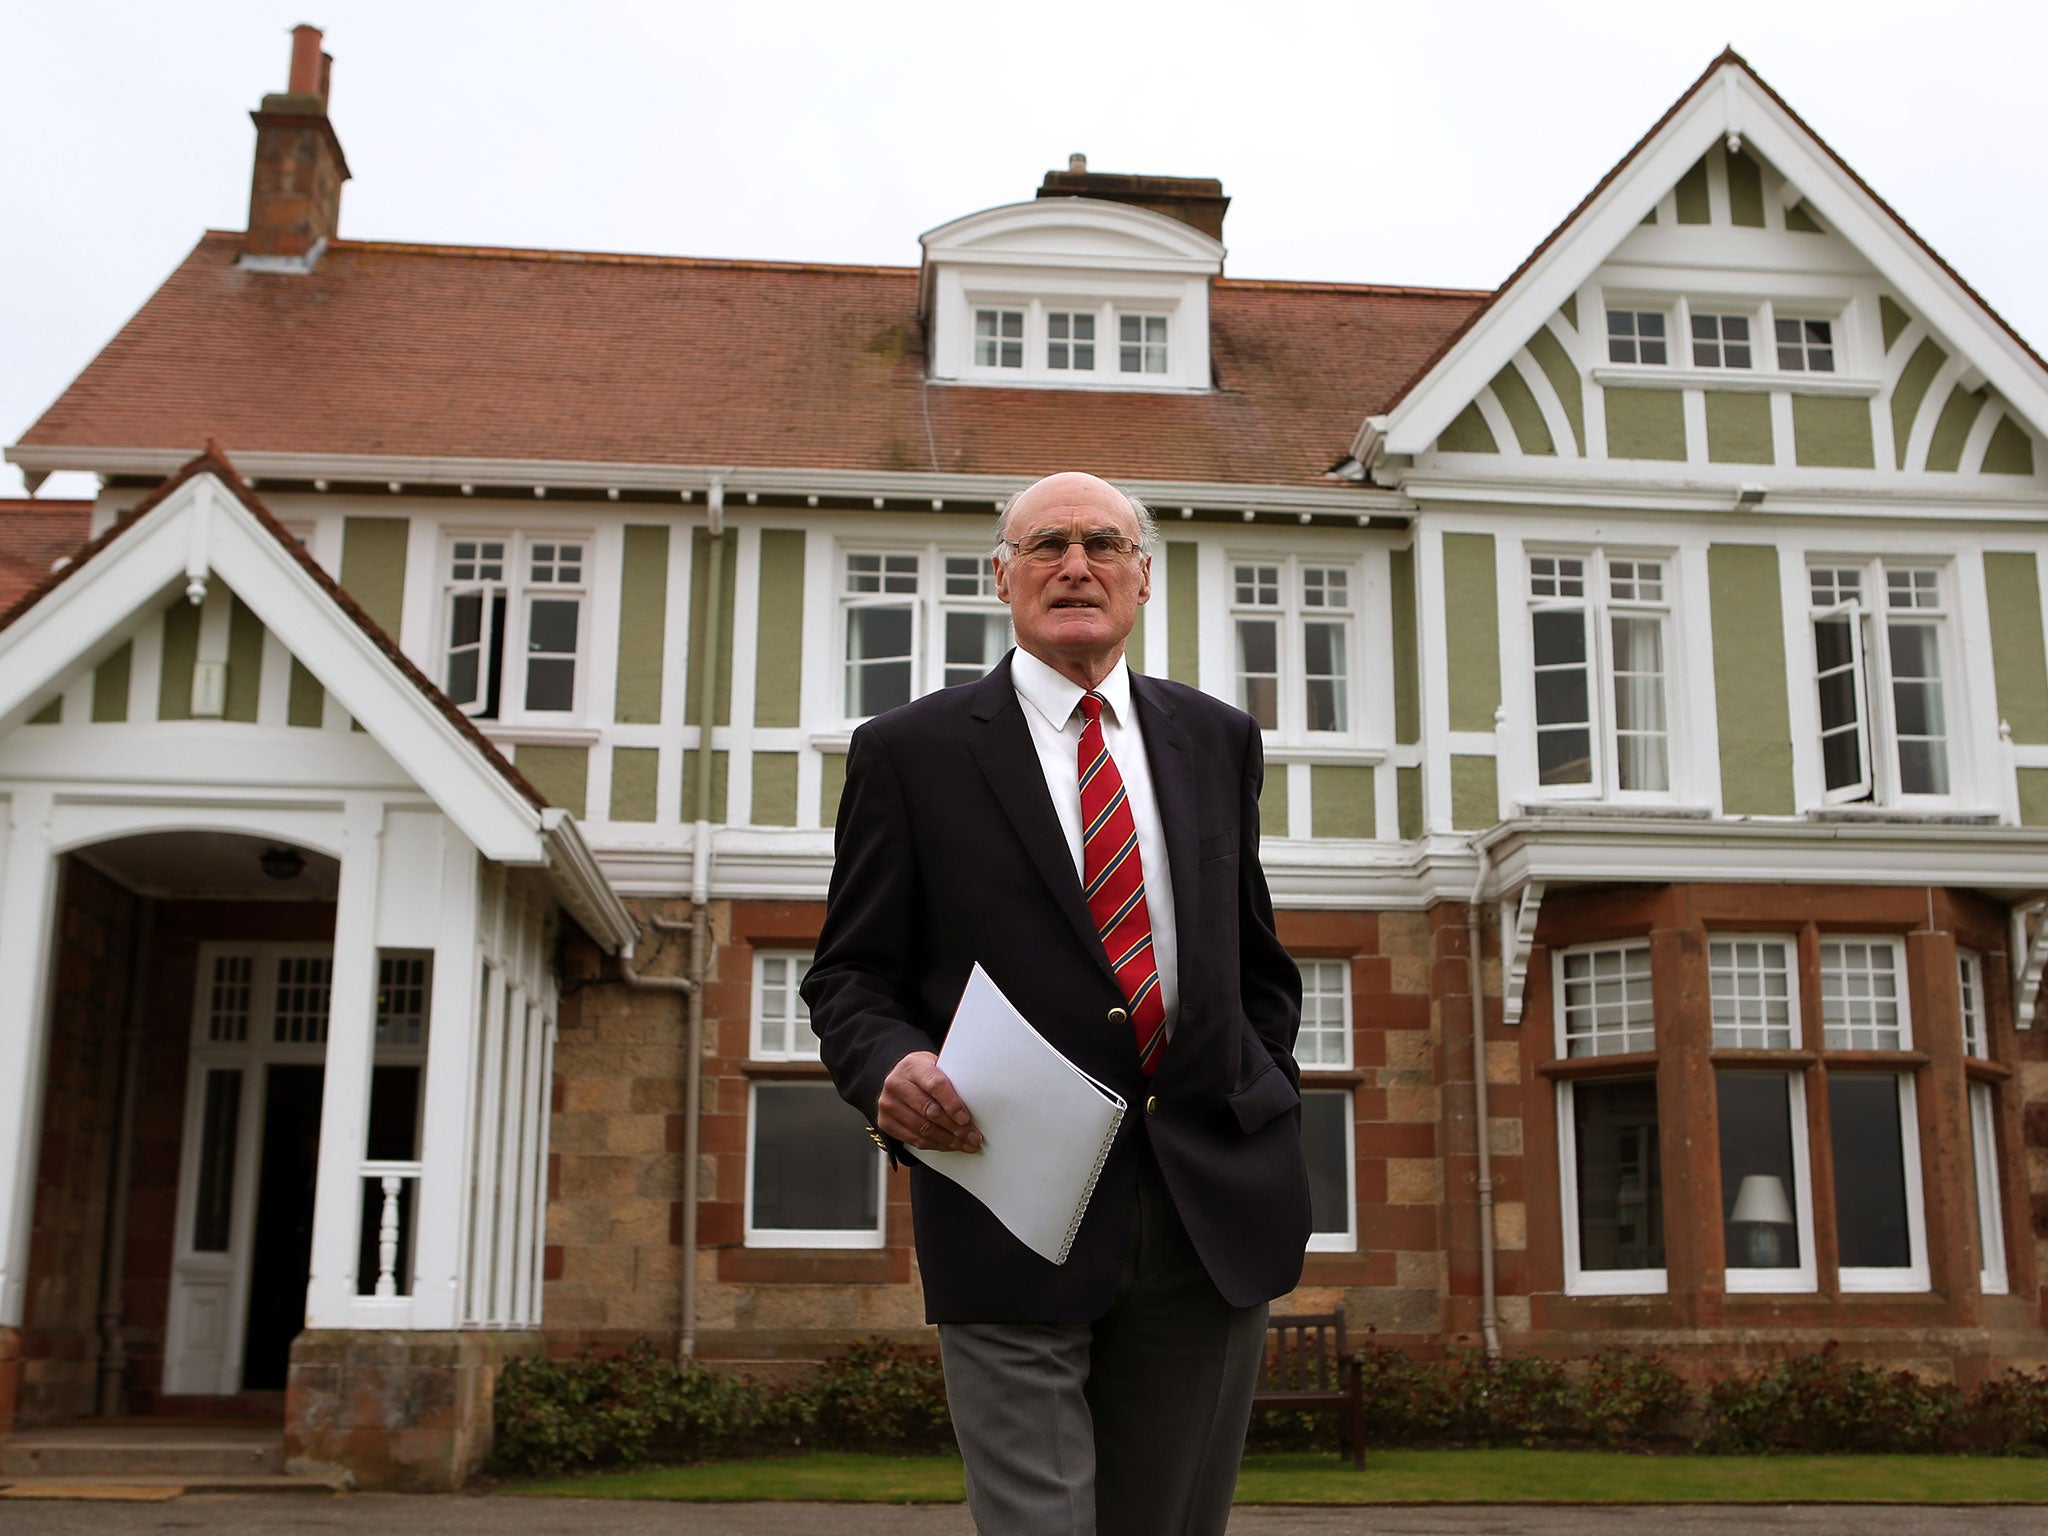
[1167,542,1199,685]
[1726,148,1765,227]
[1891,338,1947,466]
[1438,403,1498,454]
[516,745,589,817]
[28,699,59,725]
[158,601,199,721]
[615,525,669,725]
[1310,765,1374,839]
[1984,553,2048,743]
[752,752,799,827]
[1705,392,1773,464]
[1450,755,1498,830]
[1674,156,1711,224]
[680,748,730,823]
[1926,386,1986,473]
[1525,326,1584,455]
[1879,296,1911,353]
[288,660,324,727]
[754,529,805,727]
[1390,546,1420,745]
[1785,201,1822,233]
[2018,769,2048,828]
[92,643,131,724]
[1709,544,1795,815]
[1443,534,1500,732]
[609,746,660,822]
[1397,766,1422,841]
[684,528,739,728]
[1792,395,1874,469]
[224,597,264,723]
[1491,364,1554,456]
[1605,389,1686,461]
[339,517,409,636]
[820,751,848,827]
[1985,417,2037,476]
[1261,767,1289,840]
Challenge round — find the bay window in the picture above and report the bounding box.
[1528,550,1672,798]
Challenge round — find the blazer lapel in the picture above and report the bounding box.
[1131,673,1200,1003]
[966,657,1122,989]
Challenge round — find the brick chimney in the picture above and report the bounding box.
[241,24,350,266]
[1035,157,1229,242]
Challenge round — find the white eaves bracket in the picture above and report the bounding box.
[1500,881,1546,1027]
[2011,899,2046,1030]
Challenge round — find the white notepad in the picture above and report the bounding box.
[915,964,1127,1265]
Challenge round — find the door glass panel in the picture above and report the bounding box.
[193,1069,241,1253]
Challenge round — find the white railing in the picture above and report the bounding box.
[358,1161,423,1297]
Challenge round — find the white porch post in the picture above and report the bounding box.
[0,790,57,1328]
[304,796,386,1327]
[408,838,481,1327]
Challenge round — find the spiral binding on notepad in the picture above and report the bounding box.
[1054,1106,1124,1265]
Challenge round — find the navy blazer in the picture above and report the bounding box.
[802,653,1310,1322]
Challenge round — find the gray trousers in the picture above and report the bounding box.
[938,1159,1269,1536]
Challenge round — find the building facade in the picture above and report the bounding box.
[3,28,2045,1488]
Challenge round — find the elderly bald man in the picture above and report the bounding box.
[804,472,1308,1536]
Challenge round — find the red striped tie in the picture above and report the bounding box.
[1078,692,1165,1075]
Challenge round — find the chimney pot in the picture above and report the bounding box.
[1069,153,1087,173]
[287,24,325,97]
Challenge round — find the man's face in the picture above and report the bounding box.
[993,472,1151,687]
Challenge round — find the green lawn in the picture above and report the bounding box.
[504,1449,2048,1504]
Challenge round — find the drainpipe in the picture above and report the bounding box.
[1466,842,1503,1361]
[618,475,726,1364]
[95,899,154,1416]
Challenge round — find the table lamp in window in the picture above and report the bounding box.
[1729,1173,1795,1266]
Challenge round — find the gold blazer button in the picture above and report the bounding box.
[1107,1006,1129,1025]
[1145,1095,1158,1116]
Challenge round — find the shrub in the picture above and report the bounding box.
[1574,1349,1690,1448]
[495,1340,690,1474]
[1968,1367,2048,1455]
[797,1338,955,1455]
[1699,1342,1966,1454]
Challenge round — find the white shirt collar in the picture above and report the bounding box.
[1011,647,1133,732]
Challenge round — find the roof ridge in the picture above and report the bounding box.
[201,229,919,278]
[1218,276,1489,298]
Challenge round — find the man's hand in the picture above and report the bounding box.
[878,1051,983,1153]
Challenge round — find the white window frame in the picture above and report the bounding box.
[1720,1069,1821,1295]
[1818,936,1911,1051]
[1601,296,1852,381]
[835,543,1010,723]
[1806,559,1958,808]
[1294,958,1353,1069]
[437,530,592,724]
[1708,935,1801,1050]
[1958,949,1988,1059]
[1553,940,1656,1058]
[1525,547,1677,804]
[1687,309,1756,369]
[1227,553,1366,743]
[1773,315,1838,374]
[1831,1070,1930,1294]
[1301,1087,1357,1254]
[973,306,1024,369]
[1557,1077,1668,1296]
[1605,306,1673,366]
[744,951,886,1250]
[952,292,1198,390]
[1968,1081,2009,1295]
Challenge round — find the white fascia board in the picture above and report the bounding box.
[936,247,1220,278]
[1479,815,2048,897]
[540,808,638,955]
[4,447,1404,519]
[199,506,547,864]
[0,723,414,795]
[1398,465,2048,518]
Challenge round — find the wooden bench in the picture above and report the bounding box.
[1252,1308,1365,1467]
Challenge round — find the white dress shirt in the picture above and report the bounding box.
[1009,647,1179,1036]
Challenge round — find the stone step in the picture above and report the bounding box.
[0,1426,285,1479]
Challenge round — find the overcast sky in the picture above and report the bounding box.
[7,0,2045,499]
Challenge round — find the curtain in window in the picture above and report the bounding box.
[1609,614,1668,791]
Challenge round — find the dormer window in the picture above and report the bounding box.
[1775,318,1836,372]
[1603,298,1852,379]
[1690,313,1753,369]
[921,193,1222,392]
[1607,309,1669,365]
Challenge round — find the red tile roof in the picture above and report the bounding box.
[0,500,92,612]
[18,234,1482,488]
[0,449,547,810]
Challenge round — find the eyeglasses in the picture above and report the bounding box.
[1001,532,1145,566]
